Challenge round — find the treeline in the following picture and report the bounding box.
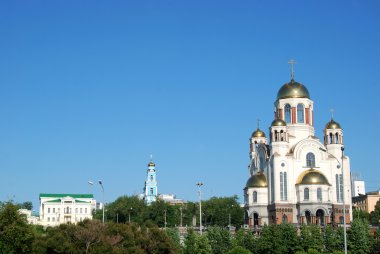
[99,195,244,228]
[2,198,380,253]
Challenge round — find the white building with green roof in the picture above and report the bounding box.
[39,193,96,226]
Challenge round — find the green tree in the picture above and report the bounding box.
[206,226,232,254]
[227,246,252,254]
[352,209,370,221]
[184,229,212,254]
[299,225,323,252]
[370,199,380,226]
[202,196,244,228]
[231,229,256,253]
[105,195,147,224]
[371,227,380,254]
[348,218,372,254]
[0,202,35,253]
[322,224,343,253]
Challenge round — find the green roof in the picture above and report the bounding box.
[39,194,94,199]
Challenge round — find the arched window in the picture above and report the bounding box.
[339,216,344,224]
[282,214,288,223]
[329,133,333,144]
[297,104,304,123]
[317,188,322,201]
[280,130,284,141]
[253,191,257,203]
[274,130,278,141]
[304,188,309,201]
[306,152,315,167]
[335,133,339,144]
[335,174,343,202]
[280,172,288,201]
[284,104,291,123]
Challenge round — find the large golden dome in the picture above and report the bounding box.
[297,169,330,185]
[252,128,266,138]
[277,79,310,100]
[271,118,287,126]
[246,172,268,188]
[325,119,342,130]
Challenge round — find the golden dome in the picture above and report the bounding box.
[325,119,342,130]
[296,169,330,185]
[277,79,310,100]
[246,172,268,188]
[271,118,287,126]
[252,128,266,138]
[148,161,155,167]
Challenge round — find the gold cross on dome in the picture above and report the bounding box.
[288,59,296,79]
[330,109,335,119]
[257,118,261,129]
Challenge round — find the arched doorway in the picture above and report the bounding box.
[305,210,311,225]
[253,212,259,227]
[316,209,325,226]
[282,214,288,223]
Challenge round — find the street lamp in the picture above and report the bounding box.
[88,180,105,224]
[319,146,347,254]
[196,182,204,235]
[128,207,133,223]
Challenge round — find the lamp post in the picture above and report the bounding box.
[128,208,133,223]
[164,209,167,230]
[180,206,183,227]
[196,182,204,235]
[319,146,347,254]
[88,180,105,224]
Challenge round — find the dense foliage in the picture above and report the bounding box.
[1,198,380,253]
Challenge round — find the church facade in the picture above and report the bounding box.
[244,71,352,227]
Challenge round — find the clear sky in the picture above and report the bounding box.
[1,1,380,209]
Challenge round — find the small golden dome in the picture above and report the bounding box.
[271,118,287,127]
[148,161,155,167]
[297,169,330,185]
[325,119,342,130]
[277,79,310,100]
[246,172,268,188]
[252,128,266,138]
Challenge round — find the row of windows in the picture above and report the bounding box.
[47,207,89,214]
[47,217,88,223]
[284,103,307,124]
[303,187,323,201]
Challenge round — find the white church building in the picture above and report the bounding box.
[244,65,352,227]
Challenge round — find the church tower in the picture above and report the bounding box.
[143,159,158,205]
[244,60,352,227]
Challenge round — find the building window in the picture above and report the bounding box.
[335,133,339,144]
[329,133,333,144]
[80,208,83,214]
[52,217,55,222]
[253,191,257,203]
[150,188,154,195]
[76,208,78,214]
[47,217,50,222]
[304,188,309,201]
[48,208,50,213]
[53,208,55,213]
[317,188,322,201]
[85,208,87,214]
[280,172,288,201]
[282,214,288,223]
[297,104,304,123]
[150,175,154,181]
[284,104,291,123]
[306,152,315,167]
[339,216,344,224]
[336,174,343,202]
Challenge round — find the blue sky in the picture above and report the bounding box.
[1,1,379,209]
